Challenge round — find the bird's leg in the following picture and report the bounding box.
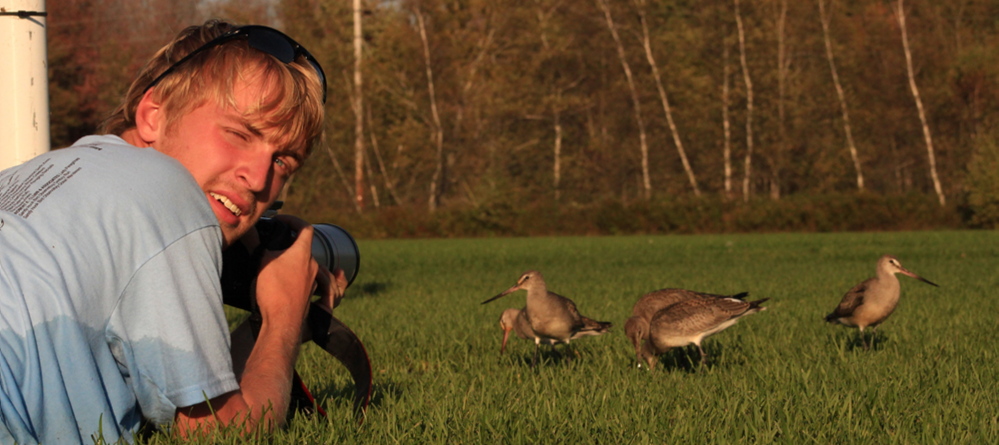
[870,326,878,350]
[859,327,869,350]
[562,343,574,363]
[532,341,540,368]
[697,344,708,370]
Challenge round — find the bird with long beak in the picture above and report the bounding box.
[484,270,611,366]
[825,254,938,350]
[640,296,769,369]
[625,289,748,366]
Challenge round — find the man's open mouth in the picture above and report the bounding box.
[209,192,243,216]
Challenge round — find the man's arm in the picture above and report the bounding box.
[173,219,318,435]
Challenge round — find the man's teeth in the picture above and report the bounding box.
[209,192,242,216]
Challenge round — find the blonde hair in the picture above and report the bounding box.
[99,19,326,156]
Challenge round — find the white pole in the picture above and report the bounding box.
[0,0,49,171]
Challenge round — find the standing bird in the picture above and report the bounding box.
[483,270,612,366]
[625,289,748,364]
[498,307,606,355]
[824,254,938,349]
[640,296,769,369]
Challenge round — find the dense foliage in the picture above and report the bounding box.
[47,0,999,234]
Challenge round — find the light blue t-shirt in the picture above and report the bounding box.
[0,135,239,444]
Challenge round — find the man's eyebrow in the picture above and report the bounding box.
[240,120,265,138]
[219,114,264,138]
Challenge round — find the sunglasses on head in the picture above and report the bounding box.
[143,25,327,103]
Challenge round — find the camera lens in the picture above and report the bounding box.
[311,224,360,287]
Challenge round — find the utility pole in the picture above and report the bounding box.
[0,0,50,170]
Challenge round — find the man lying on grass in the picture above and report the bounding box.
[0,19,345,443]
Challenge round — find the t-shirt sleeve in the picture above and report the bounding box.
[107,226,239,427]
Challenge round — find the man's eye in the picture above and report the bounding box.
[228,130,249,141]
[274,158,287,168]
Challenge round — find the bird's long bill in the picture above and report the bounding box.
[900,267,939,287]
[481,285,518,304]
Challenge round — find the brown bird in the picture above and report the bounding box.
[498,307,606,355]
[625,289,748,365]
[483,270,612,366]
[825,254,938,349]
[640,296,769,369]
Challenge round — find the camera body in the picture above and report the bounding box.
[254,217,360,287]
[221,213,360,312]
[218,212,371,419]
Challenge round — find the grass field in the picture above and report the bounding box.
[143,230,999,444]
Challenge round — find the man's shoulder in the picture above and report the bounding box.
[59,135,199,196]
[43,135,213,224]
[66,135,185,172]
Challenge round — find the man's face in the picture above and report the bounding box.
[153,78,306,247]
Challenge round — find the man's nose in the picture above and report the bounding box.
[237,151,273,192]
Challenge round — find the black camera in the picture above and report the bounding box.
[221,208,361,310]
[254,217,360,287]
[220,211,372,420]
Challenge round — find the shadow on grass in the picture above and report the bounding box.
[644,342,731,373]
[499,344,594,368]
[838,329,892,351]
[309,377,403,419]
[356,281,391,297]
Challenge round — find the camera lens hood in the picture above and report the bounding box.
[311,224,360,287]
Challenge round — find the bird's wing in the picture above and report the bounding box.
[551,291,606,334]
[651,299,737,335]
[549,291,581,316]
[696,291,749,300]
[632,289,694,319]
[830,279,869,318]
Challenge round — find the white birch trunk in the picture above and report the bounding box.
[637,1,701,197]
[773,0,788,200]
[818,0,865,191]
[895,0,945,205]
[416,9,445,211]
[554,107,563,202]
[597,0,651,200]
[353,0,366,211]
[723,42,733,198]
[366,105,402,205]
[735,0,754,202]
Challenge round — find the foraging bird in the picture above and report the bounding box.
[824,254,938,350]
[625,289,748,363]
[498,307,606,355]
[640,296,769,369]
[483,270,612,366]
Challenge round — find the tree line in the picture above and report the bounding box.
[46,0,999,234]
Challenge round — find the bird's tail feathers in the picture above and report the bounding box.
[579,317,613,333]
[746,298,770,313]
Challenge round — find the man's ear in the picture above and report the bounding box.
[134,89,165,144]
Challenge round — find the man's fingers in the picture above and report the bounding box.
[314,267,348,311]
[332,268,348,308]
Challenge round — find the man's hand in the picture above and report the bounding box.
[175,215,318,436]
[254,216,318,328]
[315,267,349,312]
